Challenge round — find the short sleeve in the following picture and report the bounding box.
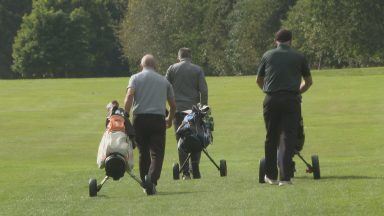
[167,81,175,99]
[165,65,173,83]
[127,75,136,89]
[301,56,311,77]
[257,55,267,77]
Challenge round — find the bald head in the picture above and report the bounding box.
[140,54,156,69]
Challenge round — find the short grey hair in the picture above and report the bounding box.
[140,54,156,69]
[178,48,191,59]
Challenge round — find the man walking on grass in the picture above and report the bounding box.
[256,29,313,186]
[124,54,176,195]
[166,48,208,180]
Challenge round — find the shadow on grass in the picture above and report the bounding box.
[294,175,384,180]
[92,191,202,199]
[88,194,110,199]
[156,191,202,196]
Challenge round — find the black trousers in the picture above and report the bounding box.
[263,91,301,181]
[174,112,201,177]
[133,114,166,185]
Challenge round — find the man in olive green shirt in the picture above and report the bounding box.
[256,29,313,186]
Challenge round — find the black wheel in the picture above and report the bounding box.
[219,160,227,177]
[172,163,180,180]
[311,155,320,179]
[144,175,155,195]
[259,158,266,183]
[89,178,97,197]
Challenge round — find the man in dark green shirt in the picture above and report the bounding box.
[256,29,313,186]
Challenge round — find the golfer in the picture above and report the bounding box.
[166,48,208,179]
[256,29,313,186]
[124,54,176,194]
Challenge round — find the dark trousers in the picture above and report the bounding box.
[263,92,301,181]
[174,112,201,177]
[133,114,166,185]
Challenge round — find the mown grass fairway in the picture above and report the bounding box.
[0,68,383,215]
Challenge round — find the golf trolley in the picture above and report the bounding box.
[89,153,156,197]
[173,149,227,180]
[259,151,320,183]
[172,105,227,180]
[258,116,320,183]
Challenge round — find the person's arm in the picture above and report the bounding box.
[198,70,208,105]
[166,83,176,128]
[300,56,312,94]
[165,65,173,83]
[300,76,313,94]
[166,97,176,128]
[256,55,266,91]
[256,76,264,90]
[124,88,135,114]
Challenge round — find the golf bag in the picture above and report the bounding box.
[97,107,134,172]
[172,104,227,179]
[90,102,158,197]
[176,105,214,154]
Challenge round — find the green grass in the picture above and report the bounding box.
[0,67,383,215]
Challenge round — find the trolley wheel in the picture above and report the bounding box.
[311,155,321,180]
[219,160,227,177]
[259,158,266,183]
[173,163,180,180]
[89,178,97,197]
[144,175,155,195]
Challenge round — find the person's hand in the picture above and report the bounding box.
[165,117,173,129]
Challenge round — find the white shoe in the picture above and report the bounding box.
[143,184,157,195]
[264,175,278,185]
[278,181,293,186]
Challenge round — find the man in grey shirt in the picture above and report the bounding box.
[125,54,176,195]
[166,48,208,179]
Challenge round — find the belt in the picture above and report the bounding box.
[266,90,299,96]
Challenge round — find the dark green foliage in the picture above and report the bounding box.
[119,0,208,74]
[3,0,384,78]
[284,0,384,69]
[11,0,128,78]
[203,0,236,75]
[227,0,296,74]
[0,0,32,78]
[105,0,128,23]
[120,0,296,75]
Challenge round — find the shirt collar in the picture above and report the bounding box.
[277,44,291,49]
[142,67,156,73]
[180,58,191,62]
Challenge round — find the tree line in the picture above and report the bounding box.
[1,0,383,78]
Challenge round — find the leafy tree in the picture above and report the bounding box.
[227,0,296,74]
[202,0,236,75]
[120,0,209,74]
[12,1,93,77]
[0,0,32,78]
[12,0,128,78]
[105,0,129,23]
[284,0,384,68]
[120,0,300,75]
